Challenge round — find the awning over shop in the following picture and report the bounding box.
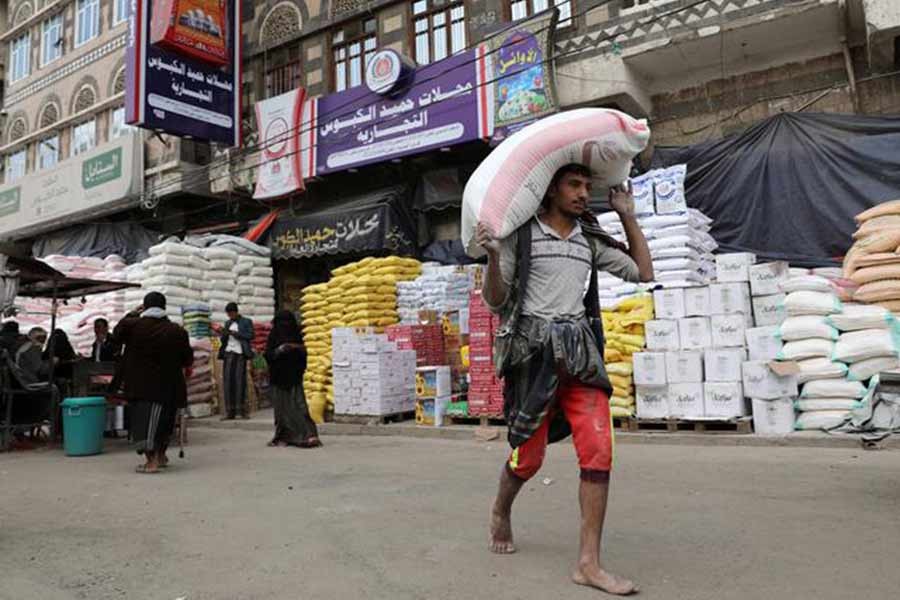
[269,186,417,259]
[415,167,467,212]
[651,112,900,267]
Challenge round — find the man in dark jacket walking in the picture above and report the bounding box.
[218,302,254,420]
[113,292,194,474]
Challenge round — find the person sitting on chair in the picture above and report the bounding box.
[16,328,53,385]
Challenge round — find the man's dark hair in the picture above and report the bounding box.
[542,163,594,208]
[1,321,19,334]
[143,291,167,310]
[225,302,239,313]
[94,318,109,328]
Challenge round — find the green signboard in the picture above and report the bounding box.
[0,187,20,217]
[82,148,123,189]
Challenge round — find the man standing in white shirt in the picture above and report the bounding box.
[218,302,254,420]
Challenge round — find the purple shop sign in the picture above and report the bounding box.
[302,49,494,176]
[125,0,242,146]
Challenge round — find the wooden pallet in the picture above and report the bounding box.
[446,414,506,427]
[332,410,416,425]
[627,417,753,434]
[612,416,638,431]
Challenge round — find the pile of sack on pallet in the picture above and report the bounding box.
[844,199,900,311]
[629,249,899,433]
[601,296,654,418]
[395,264,481,324]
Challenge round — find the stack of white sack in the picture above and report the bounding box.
[186,338,215,417]
[200,246,238,324]
[124,263,146,310]
[396,264,473,323]
[142,241,210,325]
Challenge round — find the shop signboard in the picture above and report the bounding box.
[0,132,142,240]
[301,49,495,177]
[253,88,308,200]
[485,9,559,144]
[125,0,241,145]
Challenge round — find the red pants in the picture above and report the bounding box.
[507,382,613,483]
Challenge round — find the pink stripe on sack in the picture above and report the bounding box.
[480,111,645,232]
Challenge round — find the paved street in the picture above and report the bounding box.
[1,429,897,600]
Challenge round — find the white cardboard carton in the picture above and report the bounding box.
[704,382,748,418]
[710,314,746,348]
[709,282,752,316]
[636,385,670,419]
[665,351,704,383]
[752,294,786,327]
[704,348,746,382]
[684,286,711,316]
[749,261,789,297]
[742,360,798,400]
[745,326,783,361]
[751,398,796,434]
[678,317,712,350]
[716,253,757,283]
[645,320,680,351]
[668,383,705,418]
[653,288,686,320]
[633,352,668,386]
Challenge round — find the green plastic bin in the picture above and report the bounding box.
[61,397,107,457]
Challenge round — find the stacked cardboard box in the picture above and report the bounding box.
[415,366,453,426]
[386,324,445,367]
[468,291,503,415]
[635,254,797,424]
[331,328,417,416]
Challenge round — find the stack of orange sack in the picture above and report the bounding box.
[601,295,654,418]
[843,199,900,313]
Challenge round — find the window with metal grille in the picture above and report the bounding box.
[509,0,572,27]
[413,0,467,65]
[266,55,303,98]
[332,18,377,92]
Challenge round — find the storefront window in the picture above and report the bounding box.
[414,1,467,65]
[333,19,377,92]
[6,150,27,183]
[73,120,97,156]
[39,136,59,170]
[510,0,572,27]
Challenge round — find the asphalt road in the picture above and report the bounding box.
[1,429,897,600]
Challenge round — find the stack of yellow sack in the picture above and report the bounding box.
[843,199,900,313]
[300,282,334,423]
[601,295,654,418]
[299,256,422,423]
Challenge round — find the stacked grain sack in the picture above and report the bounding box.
[602,295,653,418]
[300,283,332,422]
[396,264,474,324]
[186,337,215,417]
[201,246,238,324]
[595,165,718,308]
[143,241,210,324]
[844,199,900,312]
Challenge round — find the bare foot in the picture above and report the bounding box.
[573,563,638,595]
[489,508,516,554]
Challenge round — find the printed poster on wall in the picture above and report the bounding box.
[126,0,241,145]
[254,89,308,200]
[150,0,229,65]
[486,9,559,144]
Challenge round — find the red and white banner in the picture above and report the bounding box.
[254,88,307,200]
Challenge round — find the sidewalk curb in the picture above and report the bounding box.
[189,418,895,450]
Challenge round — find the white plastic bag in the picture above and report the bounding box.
[776,339,835,361]
[800,378,866,399]
[833,328,898,363]
[462,108,650,256]
[783,291,841,316]
[777,316,838,341]
[827,304,892,331]
[795,357,848,384]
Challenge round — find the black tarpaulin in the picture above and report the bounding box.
[269,186,417,259]
[651,113,900,267]
[31,223,158,264]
